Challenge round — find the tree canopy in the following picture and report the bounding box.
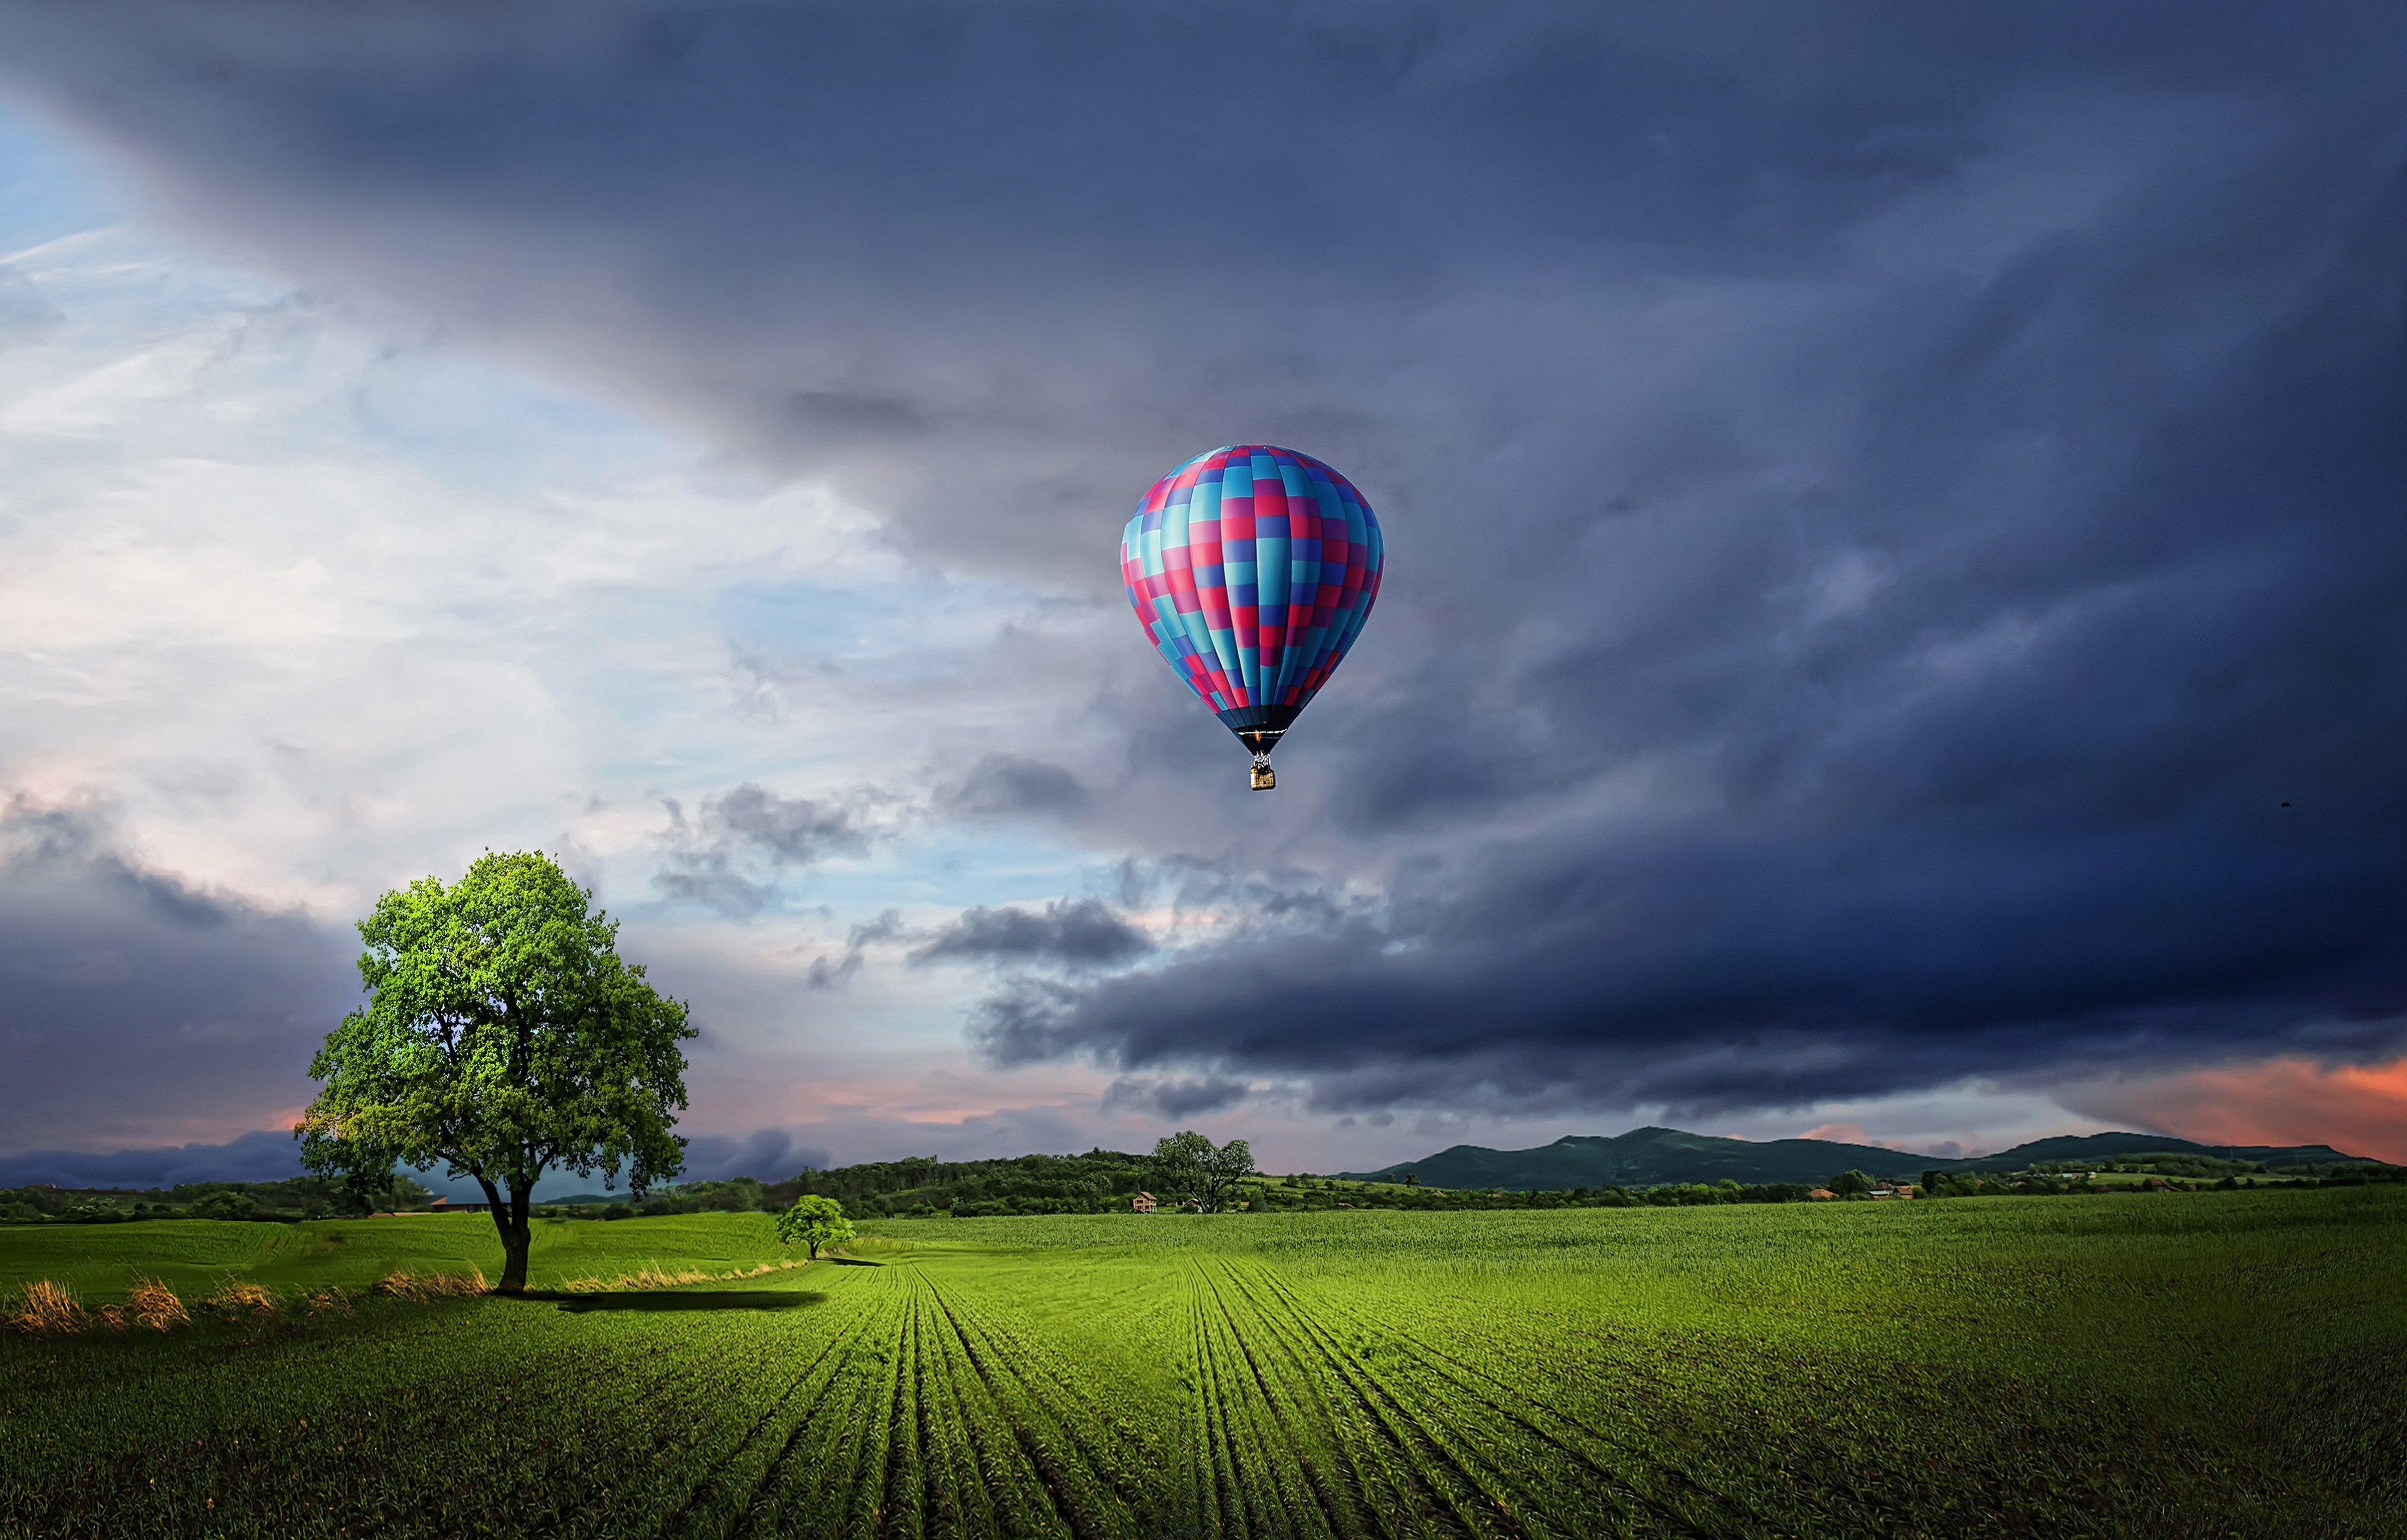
[1149,1130,1255,1213]
[297,851,695,1292]
[775,1194,856,1259]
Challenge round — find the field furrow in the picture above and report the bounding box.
[917,1283,1013,1538]
[7,1193,2403,1539]
[661,1283,891,1538]
[1289,1281,1754,1534]
[1184,1261,1272,1537]
[1184,1256,1510,1540]
[1209,1261,1505,1540]
[1196,1261,1370,1539]
[707,1262,1175,1539]
[726,1274,910,1539]
[1244,1267,1718,1539]
[919,1274,1156,1538]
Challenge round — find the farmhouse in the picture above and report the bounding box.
[1130,1191,1157,1214]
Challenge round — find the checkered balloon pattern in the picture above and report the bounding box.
[1121,445,1384,742]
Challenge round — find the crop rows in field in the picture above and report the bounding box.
[6,1256,1737,1540]
[8,1193,2406,1539]
[1175,1258,1756,1540]
[665,1265,1167,1540]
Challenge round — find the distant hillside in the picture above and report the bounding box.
[1942,1131,2362,1174]
[1340,1126,2370,1191]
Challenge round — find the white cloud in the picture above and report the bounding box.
[0,131,1131,1154]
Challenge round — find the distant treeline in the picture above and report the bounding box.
[0,1173,432,1225]
[605,1168,1860,1217]
[1921,1157,2404,1199]
[1264,1178,1827,1210]
[524,1152,1161,1220]
[788,1152,1156,1217]
[10,1146,2398,1226]
[2024,1151,2395,1180]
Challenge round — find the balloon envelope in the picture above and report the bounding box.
[1121,445,1384,765]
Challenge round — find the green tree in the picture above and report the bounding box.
[297,851,696,1293]
[776,1194,856,1258]
[1149,1130,1255,1214]
[192,1191,256,1221]
[307,1138,435,1217]
[1829,1169,1875,1198]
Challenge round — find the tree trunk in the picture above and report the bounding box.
[476,1176,534,1293]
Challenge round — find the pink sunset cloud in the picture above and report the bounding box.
[2062,1056,2407,1165]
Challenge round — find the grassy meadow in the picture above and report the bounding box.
[3,1188,2402,1538]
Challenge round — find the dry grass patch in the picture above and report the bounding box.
[128,1278,191,1332]
[554,1257,803,1291]
[202,1280,278,1320]
[303,1286,354,1316]
[373,1268,488,1301]
[558,1263,713,1294]
[7,1279,86,1336]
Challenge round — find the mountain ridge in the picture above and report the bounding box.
[1337,1125,2371,1191]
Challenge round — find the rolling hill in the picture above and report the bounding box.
[1339,1125,2369,1191]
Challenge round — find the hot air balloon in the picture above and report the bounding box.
[1121,445,1384,790]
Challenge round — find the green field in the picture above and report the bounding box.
[4,1189,2403,1538]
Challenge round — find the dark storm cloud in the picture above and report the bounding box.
[1102,1076,1252,1120]
[912,900,1151,971]
[17,2,2359,578]
[7,3,2407,1114]
[806,909,902,991]
[0,1130,304,1189]
[981,800,2407,1116]
[675,1127,832,1185]
[710,785,872,864]
[938,755,1089,822]
[654,783,876,915]
[0,796,356,1153]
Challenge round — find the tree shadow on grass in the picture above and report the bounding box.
[824,1256,881,1266]
[547,1290,830,1313]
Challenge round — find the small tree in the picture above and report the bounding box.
[298,852,696,1293]
[1150,1130,1255,1214]
[777,1194,856,1258]
[1829,1169,1875,1198]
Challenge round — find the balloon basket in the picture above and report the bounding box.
[1249,756,1276,792]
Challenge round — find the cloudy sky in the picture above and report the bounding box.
[3,2,2403,1191]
